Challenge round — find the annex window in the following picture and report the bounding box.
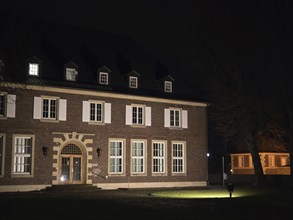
[0,134,5,176]
[99,72,108,85]
[13,135,34,176]
[0,93,16,118]
[129,76,138,88]
[33,96,67,121]
[109,140,124,174]
[164,81,172,93]
[152,141,166,174]
[82,101,111,124]
[66,68,78,81]
[131,140,146,174]
[164,108,188,129]
[172,142,185,173]
[29,63,39,76]
[238,156,245,168]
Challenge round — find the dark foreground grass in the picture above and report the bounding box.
[0,185,292,220]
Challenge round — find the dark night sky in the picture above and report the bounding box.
[3,0,289,90]
[2,0,291,158]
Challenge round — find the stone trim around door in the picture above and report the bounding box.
[52,132,94,185]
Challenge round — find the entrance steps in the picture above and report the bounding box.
[42,184,101,192]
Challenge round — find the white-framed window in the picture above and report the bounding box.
[131,140,146,174]
[82,100,111,124]
[33,96,67,121]
[132,106,144,125]
[66,68,78,81]
[29,63,39,76]
[0,134,5,176]
[99,72,108,85]
[170,109,180,127]
[0,93,16,118]
[129,76,138,88]
[164,81,172,93]
[152,141,166,174]
[164,108,188,129]
[172,142,185,173]
[42,97,57,120]
[109,139,124,174]
[90,102,103,122]
[125,105,151,126]
[12,135,34,176]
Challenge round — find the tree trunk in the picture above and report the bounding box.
[248,132,267,185]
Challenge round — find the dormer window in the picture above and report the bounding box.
[164,81,172,93]
[99,72,108,85]
[66,68,78,81]
[129,76,138,88]
[29,63,39,76]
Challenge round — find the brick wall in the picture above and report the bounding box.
[0,86,208,186]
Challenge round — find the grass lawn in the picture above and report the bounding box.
[0,185,292,220]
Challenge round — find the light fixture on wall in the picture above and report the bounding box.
[97,148,102,157]
[42,146,48,156]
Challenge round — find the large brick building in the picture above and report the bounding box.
[0,19,208,192]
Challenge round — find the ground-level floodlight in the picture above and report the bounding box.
[226,183,234,198]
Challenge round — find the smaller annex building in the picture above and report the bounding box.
[0,18,208,192]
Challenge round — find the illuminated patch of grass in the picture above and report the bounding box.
[151,188,256,199]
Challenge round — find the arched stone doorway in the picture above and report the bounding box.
[52,132,94,185]
[60,144,83,184]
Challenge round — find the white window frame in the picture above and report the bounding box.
[66,68,78,81]
[172,141,186,174]
[42,97,58,120]
[12,135,34,177]
[152,141,167,175]
[29,63,39,76]
[99,72,108,85]
[164,81,172,93]
[170,109,181,127]
[132,105,144,125]
[0,134,5,177]
[131,140,146,175]
[90,101,103,123]
[109,139,125,175]
[129,76,138,88]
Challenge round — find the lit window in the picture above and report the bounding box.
[90,102,103,122]
[132,106,144,125]
[172,142,185,173]
[66,68,78,81]
[0,94,5,117]
[109,140,124,174]
[29,63,39,76]
[268,155,275,167]
[238,156,245,167]
[153,142,166,174]
[99,72,108,85]
[129,76,138,88]
[170,109,180,127]
[42,97,57,120]
[13,136,34,175]
[131,141,145,174]
[164,81,172,93]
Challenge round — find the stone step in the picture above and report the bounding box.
[42,184,101,192]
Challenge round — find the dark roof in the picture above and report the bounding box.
[0,17,206,103]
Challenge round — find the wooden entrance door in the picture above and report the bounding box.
[60,144,83,184]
